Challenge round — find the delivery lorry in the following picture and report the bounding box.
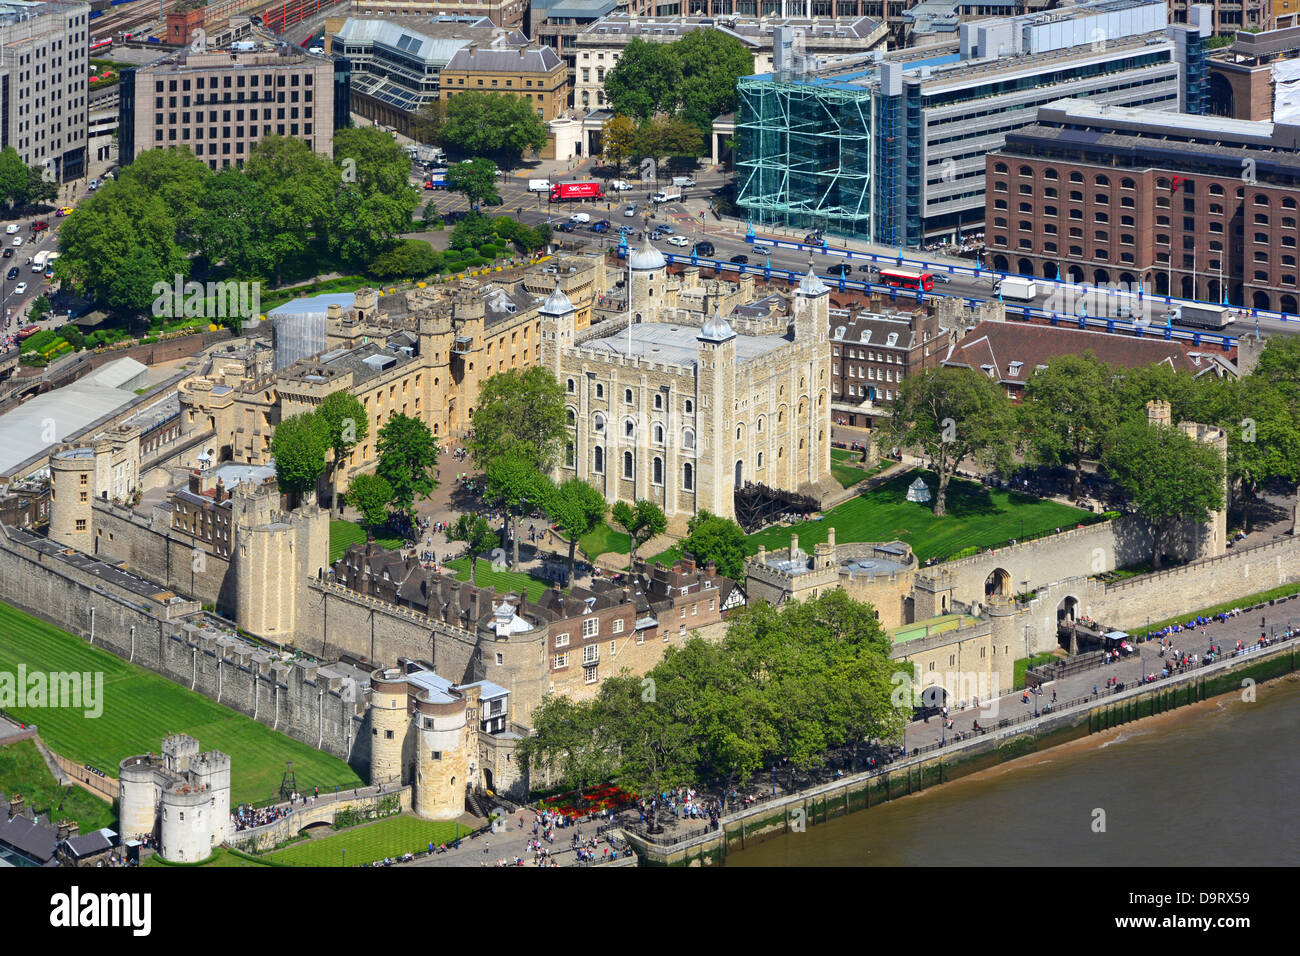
[1169,304,1233,330]
[999,277,1037,300]
[652,189,682,204]
[549,181,605,202]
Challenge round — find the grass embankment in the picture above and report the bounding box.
[829,449,890,489]
[578,522,631,558]
[143,847,270,867]
[652,469,1091,567]
[263,814,466,866]
[0,738,115,832]
[1013,652,1062,690]
[443,557,555,602]
[0,601,363,806]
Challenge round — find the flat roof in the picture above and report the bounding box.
[268,293,356,317]
[0,378,142,476]
[580,321,789,367]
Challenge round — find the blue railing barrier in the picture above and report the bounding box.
[661,253,1236,351]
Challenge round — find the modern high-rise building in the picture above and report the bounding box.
[118,40,349,170]
[737,0,1212,246]
[0,0,90,181]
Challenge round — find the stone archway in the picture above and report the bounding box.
[1057,595,1080,653]
[985,568,1011,598]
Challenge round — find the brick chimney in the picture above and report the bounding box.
[188,471,201,494]
[8,794,24,820]
[57,819,73,841]
[680,553,696,574]
[705,560,716,579]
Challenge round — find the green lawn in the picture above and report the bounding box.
[0,601,364,806]
[442,557,556,602]
[652,469,1091,568]
[329,519,405,564]
[578,522,631,558]
[1014,652,1062,690]
[0,738,116,833]
[830,454,890,489]
[264,814,468,866]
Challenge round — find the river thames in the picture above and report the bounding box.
[727,676,1300,866]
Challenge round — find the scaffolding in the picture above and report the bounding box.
[735,75,873,239]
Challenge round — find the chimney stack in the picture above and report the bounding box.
[705,560,716,579]
[8,794,24,820]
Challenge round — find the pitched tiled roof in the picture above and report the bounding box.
[943,321,1201,386]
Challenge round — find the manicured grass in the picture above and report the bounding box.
[0,601,364,806]
[329,519,404,564]
[0,738,115,833]
[578,522,631,558]
[830,456,890,489]
[442,557,556,602]
[651,469,1091,568]
[263,814,467,866]
[143,847,270,867]
[1014,652,1062,690]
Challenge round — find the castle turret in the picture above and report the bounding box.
[118,755,163,842]
[698,309,737,519]
[628,237,667,324]
[369,669,410,786]
[48,446,96,551]
[412,692,471,821]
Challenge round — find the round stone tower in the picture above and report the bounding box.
[369,668,410,786]
[48,445,96,551]
[628,237,667,324]
[117,755,162,842]
[159,782,214,863]
[412,692,470,821]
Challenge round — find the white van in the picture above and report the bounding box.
[671,176,696,187]
[528,179,551,193]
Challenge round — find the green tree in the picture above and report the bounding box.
[368,239,442,279]
[1249,335,1300,405]
[484,454,548,569]
[545,478,607,583]
[448,513,498,585]
[678,510,747,581]
[411,97,446,148]
[1019,352,1120,498]
[469,366,568,473]
[601,115,636,172]
[270,411,330,503]
[117,147,210,247]
[0,147,27,210]
[195,170,269,278]
[634,116,705,171]
[516,694,613,791]
[24,164,58,209]
[885,366,1017,517]
[1105,417,1226,568]
[328,127,421,266]
[611,499,667,569]
[317,390,370,510]
[669,30,755,131]
[441,92,548,167]
[375,413,440,519]
[54,178,189,317]
[604,39,681,120]
[243,135,339,286]
[347,472,393,531]
[446,157,500,210]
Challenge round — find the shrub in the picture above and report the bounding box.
[141,335,159,344]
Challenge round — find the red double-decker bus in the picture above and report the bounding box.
[879,268,934,292]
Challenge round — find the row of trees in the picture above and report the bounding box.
[604,32,754,133]
[884,344,1300,567]
[600,114,706,177]
[55,128,421,316]
[0,146,59,213]
[519,590,907,799]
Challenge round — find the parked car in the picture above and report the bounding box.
[729,254,749,265]
[666,235,690,247]
[13,282,26,295]
[610,180,633,191]
[657,224,674,235]
[804,231,825,244]
[11,237,22,247]
[624,204,637,217]
[56,206,73,217]
[692,241,715,257]
[4,225,16,235]
[6,267,17,280]
[32,221,47,232]
[2,248,12,259]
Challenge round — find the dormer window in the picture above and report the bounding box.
[1008,362,1023,377]
[981,364,996,378]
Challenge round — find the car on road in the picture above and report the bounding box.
[672,177,696,188]
[56,206,73,217]
[624,204,637,217]
[610,180,633,191]
[6,267,17,280]
[804,231,825,244]
[934,273,952,284]
[729,254,749,265]
[666,235,690,247]
[32,221,47,232]
[829,263,852,277]
[657,224,673,235]
[692,241,715,257]
[44,269,53,280]
[13,282,26,295]
[589,220,611,233]
[569,213,591,224]
[2,249,12,259]
[11,237,21,247]
[858,264,875,273]
[4,225,16,235]
[554,222,575,232]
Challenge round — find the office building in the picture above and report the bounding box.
[0,0,90,181]
[736,0,1211,246]
[118,40,348,170]
[440,41,568,119]
[985,98,1300,311]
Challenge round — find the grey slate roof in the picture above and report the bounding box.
[444,44,562,74]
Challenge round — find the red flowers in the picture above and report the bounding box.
[541,784,636,819]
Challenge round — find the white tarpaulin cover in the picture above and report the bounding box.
[1275,58,1300,125]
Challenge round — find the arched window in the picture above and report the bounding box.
[684,399,693,414]
[623,451,633,479]
[653,423,664,444]
[565,408,576,425]
[757,416,764,434]
[624,388,633,405]
[757,451,764,469]
[594,446,604,473]
[654,394,663,410]
[683,428,695,450]
[566,378,575,393]
[652,457,663,485]
[683,463,693,490]
[593,413,605,433]
[624,419,635,439]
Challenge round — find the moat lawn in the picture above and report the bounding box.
[653,469,1092,566]
[0,601,364,806]
[0,738,116,833]
[443,557,556,602]
[263,814,467,866]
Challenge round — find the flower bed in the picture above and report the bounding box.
[539,784,636,820]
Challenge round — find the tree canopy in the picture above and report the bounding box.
[1018,351,1121,498]
[446,158,501,210]
[469,366,568,473]
[678,510,748,581]
[347,472,393,531]
[375,413,440,519]
[604,32,754,132]
[270,412,330,501]
[545,478,608,583]
[317,390,369,506]
[441,92,549,166]
[612,499,667,568]
[448,513,498,585]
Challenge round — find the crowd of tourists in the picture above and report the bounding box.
[231,803,290,832]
